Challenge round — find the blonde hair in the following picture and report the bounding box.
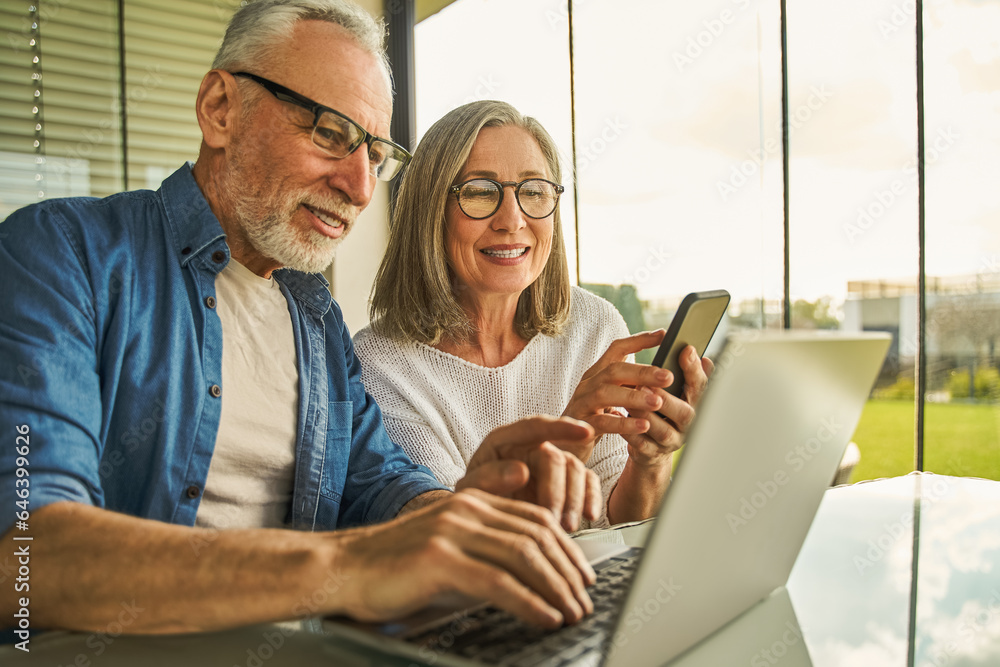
[370,100,571,345]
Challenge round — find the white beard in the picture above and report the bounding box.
[227,171,356,274]
[237,196,351,274]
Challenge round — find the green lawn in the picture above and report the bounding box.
[850,399,1000,482]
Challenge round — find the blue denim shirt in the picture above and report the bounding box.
[0,164,446,537]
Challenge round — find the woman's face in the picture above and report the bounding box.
[445,125,555,308]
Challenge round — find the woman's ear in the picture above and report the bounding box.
[195,70,240,149]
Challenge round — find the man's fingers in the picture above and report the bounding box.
[529,443,567,519]
[482,416,594,459]
[561,456,586,532]
[463,490,596,586]
[585,468,602,522]
[455,460,530,495]
[451,492,594,620]
[442,535,567,628]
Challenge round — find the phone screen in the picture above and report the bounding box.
[652,290,730,398]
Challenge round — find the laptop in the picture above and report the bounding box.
[322,330,890,667]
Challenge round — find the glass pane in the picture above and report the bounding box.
[914,475,1000,665]
[788,0,918,483]
[414,0,577,279]
[0,0,123,219]
[923,0,1000,481]
[122,0,234,190]
[788,476,917,667]
[571,0,785,365]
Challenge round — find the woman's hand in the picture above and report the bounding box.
[606,345,714,524]
[623,345,714,469]
[561,330,674,460]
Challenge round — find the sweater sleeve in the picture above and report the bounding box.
[352,329,468,489]
[565,288,635,529]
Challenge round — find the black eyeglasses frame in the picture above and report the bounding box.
[449,178,565,220]
[231,71,411,180]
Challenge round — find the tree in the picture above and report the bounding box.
[928,293,1000,399]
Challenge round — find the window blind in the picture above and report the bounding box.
[0,0,236,219]
[122,0,236,189]
[0,0,121,218]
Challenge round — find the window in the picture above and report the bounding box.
[0,0,238,220]
[414,0,1000,481]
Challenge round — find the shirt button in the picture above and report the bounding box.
[212,250,226,263]
[205,296,216,309]
[186,485,200,499]
[181,246,192,255]
[209,384,222,398]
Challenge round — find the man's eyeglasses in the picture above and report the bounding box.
[232,71,411,182]
[450,178,564,220]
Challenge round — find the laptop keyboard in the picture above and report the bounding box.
[408,550,640,666]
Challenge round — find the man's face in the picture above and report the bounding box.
[223,20,393,274]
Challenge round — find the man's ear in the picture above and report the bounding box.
[196,70,240,149]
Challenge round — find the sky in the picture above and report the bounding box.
[413,0,1000,309]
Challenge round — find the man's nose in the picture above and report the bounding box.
[327,144,375,208]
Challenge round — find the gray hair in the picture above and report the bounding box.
[213,0,392,90]
[370,100,571,345]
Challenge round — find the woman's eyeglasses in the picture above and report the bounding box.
[450,178,564,220]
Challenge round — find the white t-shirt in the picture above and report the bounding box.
[195,259,299,530]
[353,286,631,528]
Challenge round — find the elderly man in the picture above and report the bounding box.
[0,0,603,637]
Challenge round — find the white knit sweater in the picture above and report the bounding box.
[353,286,631,528]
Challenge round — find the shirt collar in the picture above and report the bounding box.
[160,162,227,265]
[159,162,332,314]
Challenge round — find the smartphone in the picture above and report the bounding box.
[651,289,731,399]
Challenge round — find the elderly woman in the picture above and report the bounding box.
[353,100,711,529]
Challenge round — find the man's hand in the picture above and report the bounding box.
[455,416,602,532]
[562,330,675,459]
[335,489,596,628]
